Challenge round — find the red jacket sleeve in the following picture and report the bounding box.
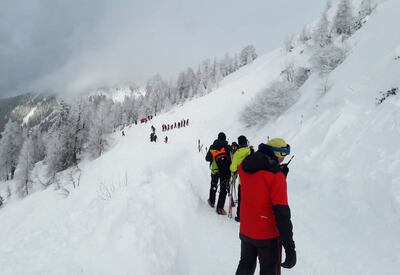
[271,172,288,206]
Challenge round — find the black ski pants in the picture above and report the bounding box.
[236,235,281,275]
[209,172,230,210]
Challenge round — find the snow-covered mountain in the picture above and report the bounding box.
[1,0,399,274]
[0,85,143,133]
[87,84,145,103]
[0,93,57,132]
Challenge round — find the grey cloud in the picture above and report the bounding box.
[0,0,326,98]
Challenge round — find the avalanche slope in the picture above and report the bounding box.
[0,49,288,275]
[1,0,400,274]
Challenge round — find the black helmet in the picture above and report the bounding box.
[238,135,247,146]
[218,132,226,141]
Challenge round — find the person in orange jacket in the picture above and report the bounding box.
[205,132,232,215]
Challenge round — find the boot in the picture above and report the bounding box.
[216,208,227,215]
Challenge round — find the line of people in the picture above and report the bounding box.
[139,114,155,124]
[161,118,189,132]
[205,132,296,275]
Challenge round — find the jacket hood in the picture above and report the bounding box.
[241,143,280,174]
[258,143,279,162]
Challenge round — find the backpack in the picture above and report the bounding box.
[211,147,230,174]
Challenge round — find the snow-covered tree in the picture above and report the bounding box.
[299,26,312,43]
[240,45,257,66]
[294,67,311,88]
[326,0,332,10]
[30,129,46,163]
[284,34,296,53]
[17,137,35,197]
[240,81,299,127]
[175,72,188,102]
[355,0,376,30]
[313,12,332,48]
[359,0,375,19]
[220,53,234,76]
[333,0,355,36]
[45,102,76,174]
[0,120,23,180]
[87,100,113,157]
[198,59,213,93]
[146,74,170,113]
[311,44,347,74]
[281,62,295,83]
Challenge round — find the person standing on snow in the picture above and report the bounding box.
[205,132,232,215]
[235,138,296,275]
[230,135,253,222]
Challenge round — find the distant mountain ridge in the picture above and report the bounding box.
[0,85,144,133]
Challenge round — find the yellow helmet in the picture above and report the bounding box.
[267,138,290,158]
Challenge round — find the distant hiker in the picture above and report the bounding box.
[151,125,155,133]
[230,136,253,222]
[186,118,189,125]
[122,130,125,136]
[205,132,232,215]
[235,138,296,275]
[165,136,168,143]
[0,195,3,207]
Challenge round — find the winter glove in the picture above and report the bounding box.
[281,240,296,269]
[279,164,289,178]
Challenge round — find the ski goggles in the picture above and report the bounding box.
[272,144,290,157]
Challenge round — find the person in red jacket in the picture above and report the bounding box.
[235,138,296,275]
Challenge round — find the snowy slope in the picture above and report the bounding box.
[1,0,400,274]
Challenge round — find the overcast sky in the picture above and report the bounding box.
[0,0,327,98]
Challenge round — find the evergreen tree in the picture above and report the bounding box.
[146,74,167,113]
[17,137,35,197]
[212,59,223,86]
[359,0,374,19]
[30,129,46,163]
[0,120,23,180]
[185,67,198,98]
[45,102,76,174]
[239,45,257,66]
[284,34,295,53]
[87,100,113,157]
[313,11,332,48]
[333,0,355,36]
[199,59,212,92]
[299,26,312,43]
